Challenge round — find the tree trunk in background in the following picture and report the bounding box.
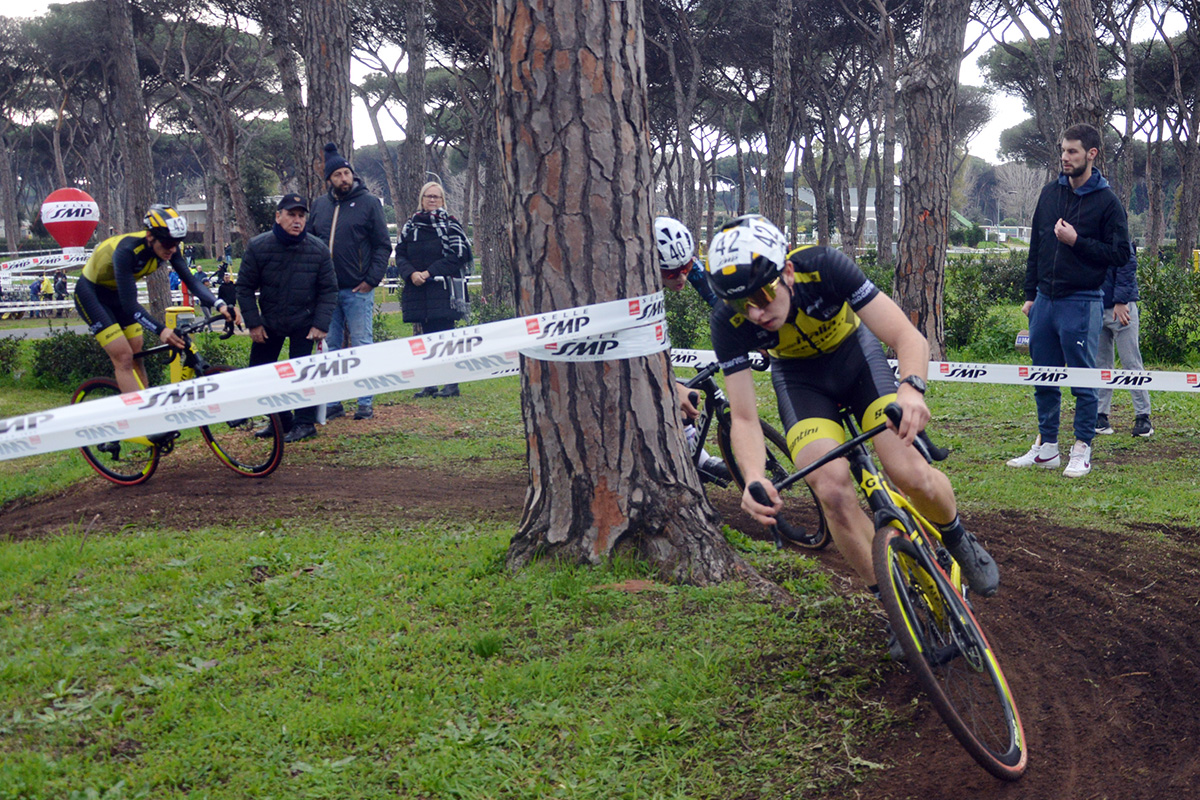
[493,0,775,590]
[1060,0,1105,150]
[478,128,514,308]
[895,0,971,359]
[401,0,428,205]
[1145,117,1164,260]
[761,0,794,226]
[301,0,353,199]
[0,130,19,253]
[259,0,311,196]
[874,9,897,269]
[107,0,168,319]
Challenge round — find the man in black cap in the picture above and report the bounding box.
[236,194,339,443]
[308,143,392,421]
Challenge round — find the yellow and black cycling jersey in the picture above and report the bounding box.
[710,245,880,376]
[76,231,217,336]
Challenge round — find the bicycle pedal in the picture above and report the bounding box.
[97,441,120,456]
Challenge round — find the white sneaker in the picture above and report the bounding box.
[1063,442,1092,478]
[1006,438,1060,468]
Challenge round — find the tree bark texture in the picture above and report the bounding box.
[761,0,794,227]
[107,0,168,317]
[493,0,776,592]
[1146,117,1164,260]
[301,0,353,198]
[895,0,970,360]
[259,0,312,196]
[1059,0,1105,144]
[401,0,428,205]
[0,131,19,254]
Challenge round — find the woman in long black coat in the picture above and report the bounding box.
[395,181,473,398]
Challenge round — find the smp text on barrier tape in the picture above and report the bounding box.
[0,293,668,461]
[669,349,1200,393]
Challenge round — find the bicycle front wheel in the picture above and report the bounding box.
[717,418,831,550]
[71,377,160,486]
[199,366,284,477]
[874,524,1027,781]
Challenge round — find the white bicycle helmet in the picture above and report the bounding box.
[654,216,695,271]
[704,214,788,300]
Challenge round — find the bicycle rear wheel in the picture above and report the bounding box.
[717,418,831,550]
[199,366,284,477]
[874,524,1027,781]
[71,377,160,486]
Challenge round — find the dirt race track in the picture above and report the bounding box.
[4,426,1199,799]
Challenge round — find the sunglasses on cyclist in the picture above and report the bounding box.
[660,259,694,280]
[728,277,783,314]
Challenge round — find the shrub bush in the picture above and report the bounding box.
[0,335,24,379]
[944,251,1026,349]
[468,293,517,326]
[30,328,165,390]
[1137,252,1200,364]
[664,280,712,350]
[194,329,251,369]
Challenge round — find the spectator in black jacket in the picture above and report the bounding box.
[236,193,338,442]
[395,181,473,398]
[308,143,392,420]
[1006,123,1130,479]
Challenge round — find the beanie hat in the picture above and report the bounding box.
[324,143,353,181]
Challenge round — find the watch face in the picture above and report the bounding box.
[903,375,926,393]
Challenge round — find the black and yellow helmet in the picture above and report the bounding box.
[143,204,188,242]
[704,214,788,300]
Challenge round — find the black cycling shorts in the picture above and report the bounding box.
[771,323,898,460]
[73,278,144,346]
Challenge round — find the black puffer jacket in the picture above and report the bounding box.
[395,218,473,323]
[307,178,391,290]
[236,227,338,334]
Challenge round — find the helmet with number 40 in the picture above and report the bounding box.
[704,214,787,300]
[654,216,695,271]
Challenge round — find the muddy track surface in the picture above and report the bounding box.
[5,453,1198,798]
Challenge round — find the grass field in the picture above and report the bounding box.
[3,319,1200,798]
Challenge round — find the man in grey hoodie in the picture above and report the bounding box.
[308,143,392,421]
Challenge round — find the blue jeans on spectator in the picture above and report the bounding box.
[1029,292,1102,446]
[325,288,375,414]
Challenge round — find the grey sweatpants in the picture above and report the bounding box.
[1097,301,1152,417]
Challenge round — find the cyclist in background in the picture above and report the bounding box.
[74,205,232,394]
[705,214,999,598]
[655,215,729,482]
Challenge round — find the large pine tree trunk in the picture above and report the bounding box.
[761,0,793,226]
[302,0,353,198]
[107,0,168,318]
[1146,117,1165,261]
[259,0,312,196]
[895,0,971,359]
[493,0,776,591]
[1060,0,1105,140]
[0,130,19,254]
[401,0,428,205]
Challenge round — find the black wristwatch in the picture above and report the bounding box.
[899,375,927,394]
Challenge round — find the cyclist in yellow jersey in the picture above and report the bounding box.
[706,215,999,599]
[74,204,233,393]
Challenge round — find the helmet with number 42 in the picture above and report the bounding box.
[704,214,787,300]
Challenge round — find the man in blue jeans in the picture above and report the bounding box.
[308,143,392,420]
[1007,123,1130,478]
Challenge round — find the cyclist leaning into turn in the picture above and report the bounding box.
[705,214,999,600]
[74,205,234,394]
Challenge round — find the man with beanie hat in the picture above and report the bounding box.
[309,142,392,421]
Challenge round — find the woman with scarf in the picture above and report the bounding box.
[396,181,474,398]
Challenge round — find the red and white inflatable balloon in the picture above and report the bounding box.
[41,188,99,252]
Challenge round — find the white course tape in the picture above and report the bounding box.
[670,348,1200,392]
[0,292,667,461]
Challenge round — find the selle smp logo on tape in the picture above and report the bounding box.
[939,363,989,379]
[546,340,620,358]
[291,356,362,383]
[258,391,309,409]
[0,413,53,435]
[76,419,131,441]
[0,440,37,456]
[137,382,219,409]
[165,406,220,425]
[424,336,484,359]
[1101,370,1153,386]
[526,306,591,337]
[456,354,513,372]
[1188,374,1199,388]
[533,317,590,340]
[631,298,664,321]
[355,373,412,391]
[1018,366,1068,382]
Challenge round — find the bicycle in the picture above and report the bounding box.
[71,307,285,486]
[680,359,830,550]
[748,403,1027,781]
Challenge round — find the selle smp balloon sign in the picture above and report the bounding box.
[40,188,99,252]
